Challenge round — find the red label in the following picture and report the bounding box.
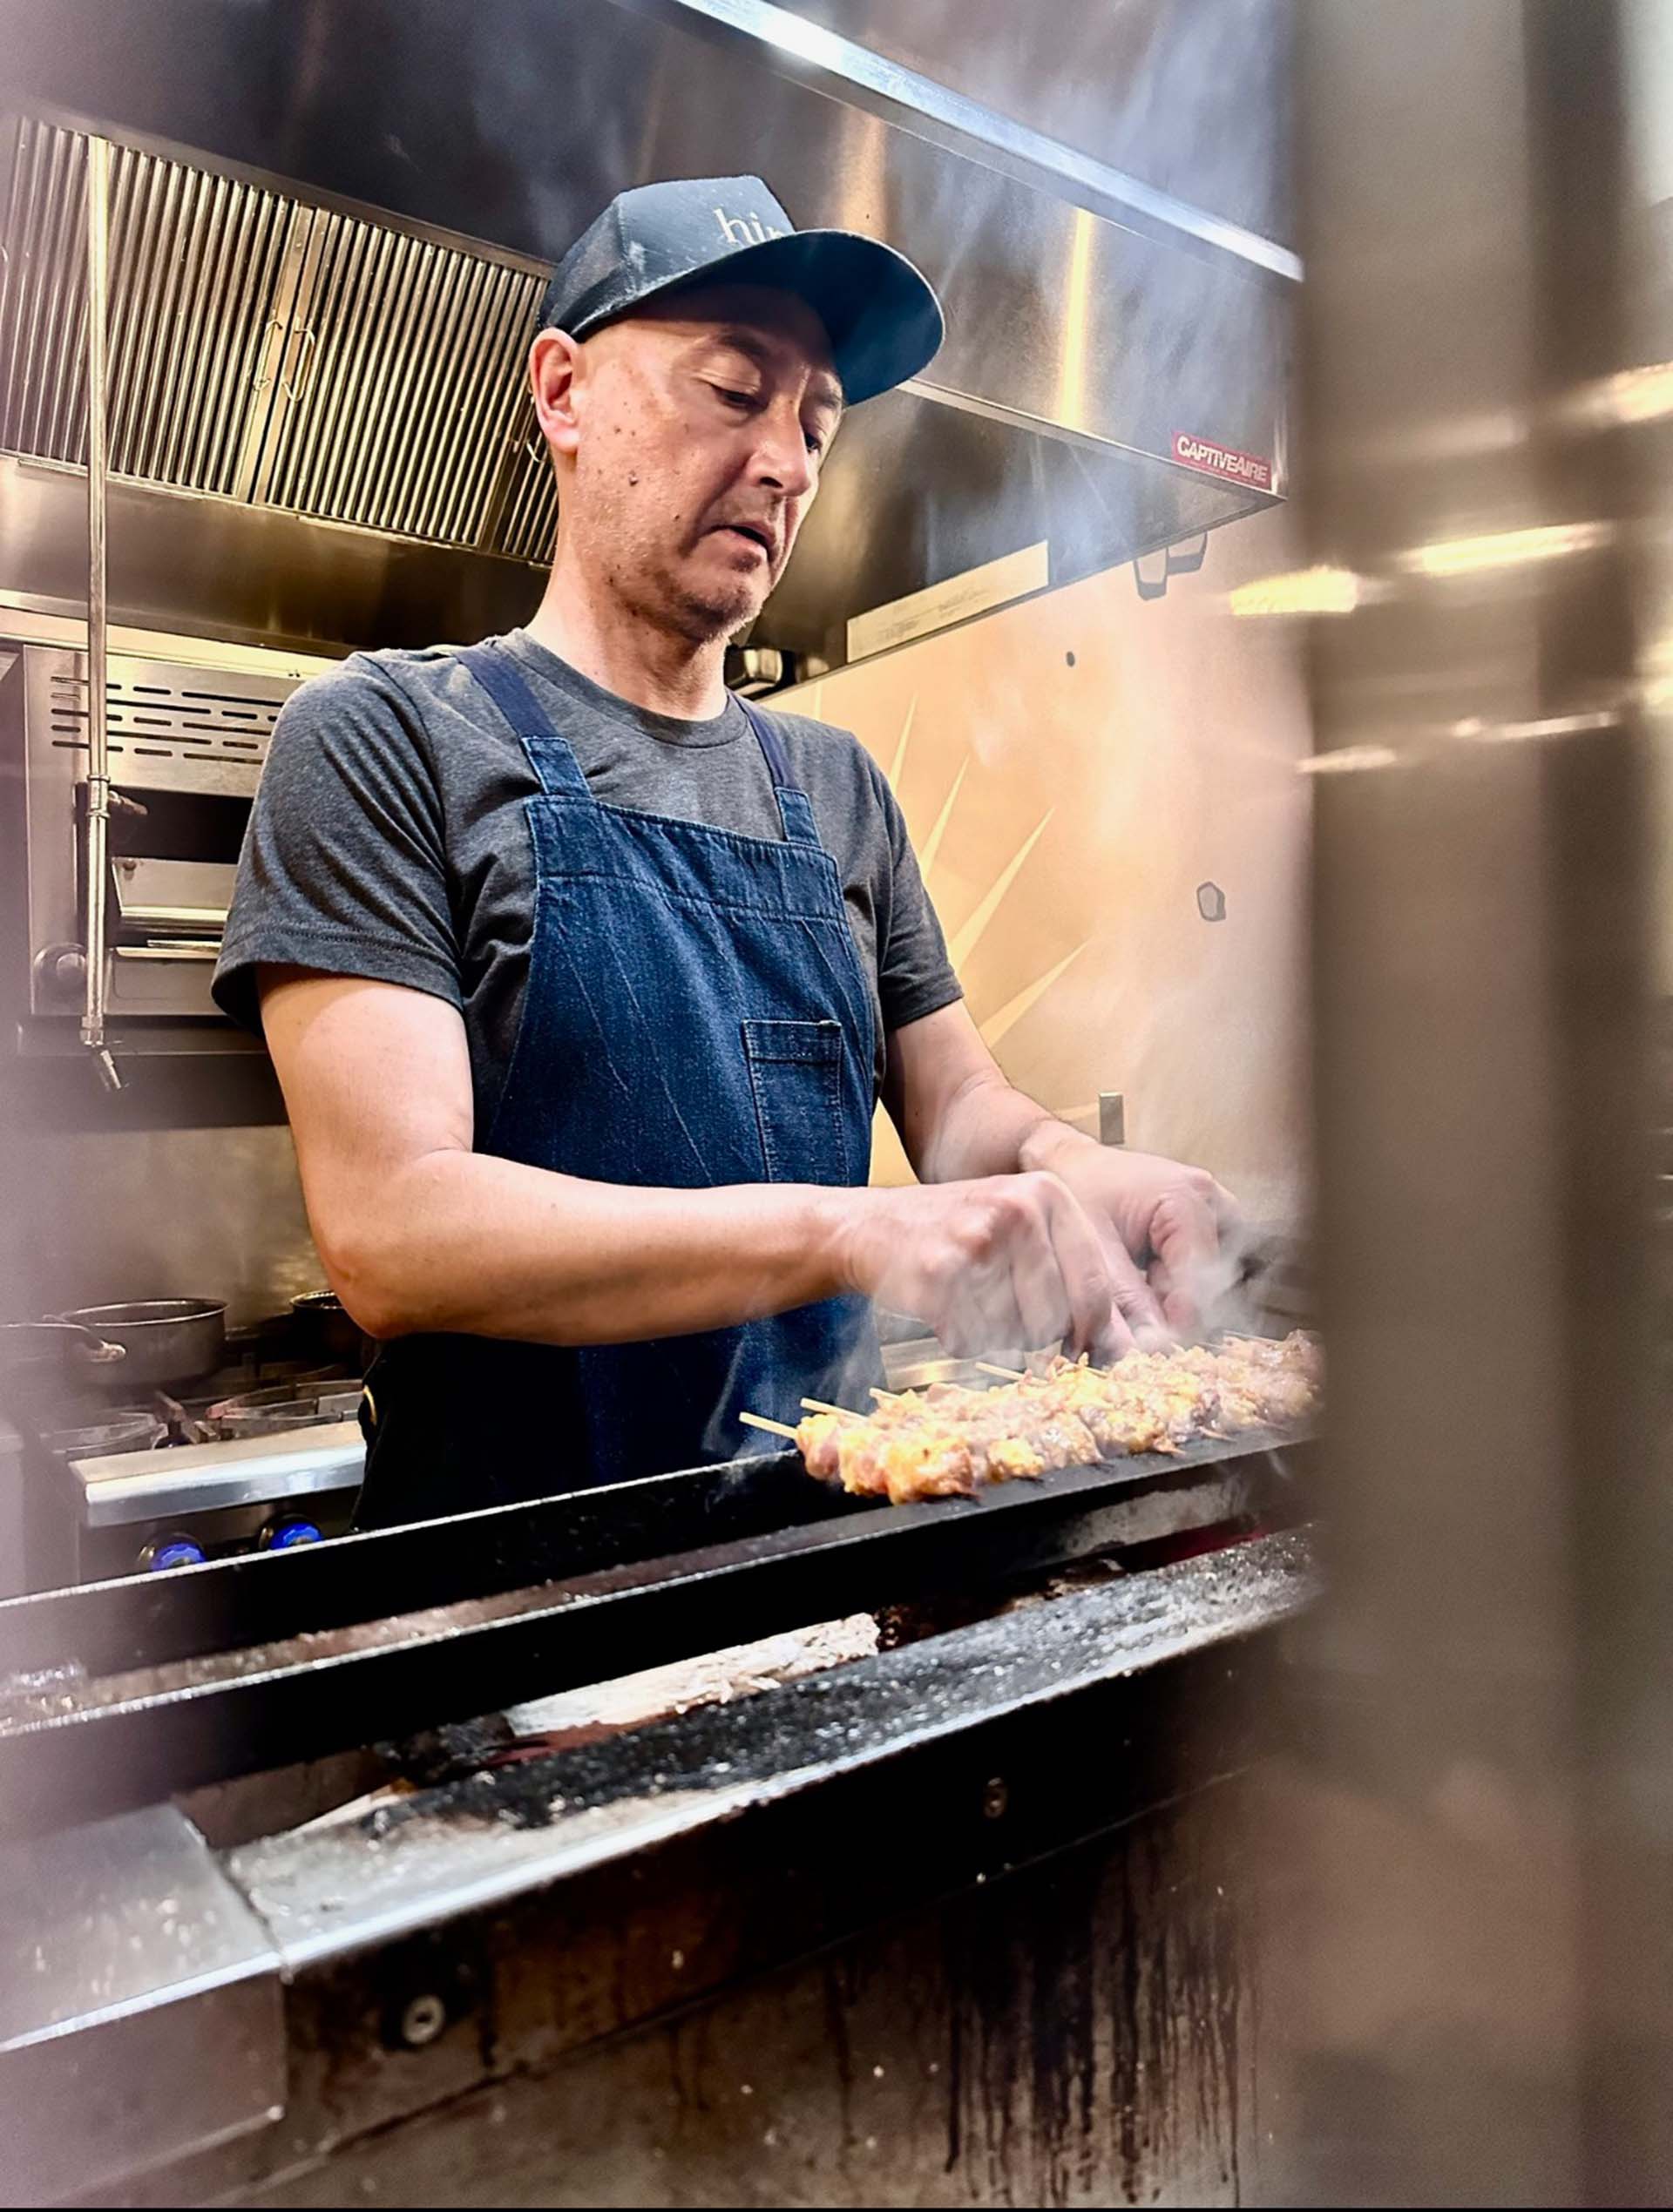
[1171,431,1273,491]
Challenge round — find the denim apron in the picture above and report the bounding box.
[353,642,880,1530]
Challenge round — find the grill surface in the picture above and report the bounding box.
[0,1432,1304,1835]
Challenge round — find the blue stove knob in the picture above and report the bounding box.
[143,1535,206,1572]
[264,1518,323,1551]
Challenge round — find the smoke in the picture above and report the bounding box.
[1167,1208,1269,1343]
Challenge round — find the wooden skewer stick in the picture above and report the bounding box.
[739,1410,798,1439]
[801,1397,860,1418]
[869,1385,902,1405]
[975,1361,1026,1381]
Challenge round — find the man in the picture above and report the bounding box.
[215,176,1235,1530]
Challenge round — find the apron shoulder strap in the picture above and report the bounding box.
[457,642,591,798]
[735,695,821,848]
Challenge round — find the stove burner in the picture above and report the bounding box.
[205,1383,363,1440]
[38,1410,167,1460]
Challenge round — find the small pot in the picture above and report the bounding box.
[51,1298,227,1390]
[290,1291,373,1375]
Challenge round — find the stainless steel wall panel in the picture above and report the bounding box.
[0,456,542,657]
[774,0,1294,251]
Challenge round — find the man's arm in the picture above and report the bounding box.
[264,969,860,1343]
[262,969,1126,1356]
[883,1000,1237,1337]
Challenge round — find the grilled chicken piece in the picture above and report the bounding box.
[878,1429,977,1503]
[982,1435,1047,1481]
[796,1412,848,1483]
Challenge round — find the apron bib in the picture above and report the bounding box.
[354,643,880,1528]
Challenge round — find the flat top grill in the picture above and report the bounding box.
[0,1429,1307,1837]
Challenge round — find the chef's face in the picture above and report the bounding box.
[532,284,843,644]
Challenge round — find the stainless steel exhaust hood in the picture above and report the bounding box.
[0,0,1294,676]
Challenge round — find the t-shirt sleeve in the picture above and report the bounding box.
[213,656,463,1035]
[865,754,964,1034]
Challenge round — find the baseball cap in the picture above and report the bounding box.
[538,175,944,406]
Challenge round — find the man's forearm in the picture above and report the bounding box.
[329,1150,859,1345]
[916,1066,1096,1186]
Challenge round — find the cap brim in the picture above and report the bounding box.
[583,227,944,407]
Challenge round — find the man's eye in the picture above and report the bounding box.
[712,384,755,409]
[804,431,825,457]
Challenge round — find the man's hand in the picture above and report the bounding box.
[1019,1127,1240,1337]
[884,1005,1241,1347]
[835,1172,1129,1361]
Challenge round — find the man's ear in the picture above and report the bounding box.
[531,327,583,458]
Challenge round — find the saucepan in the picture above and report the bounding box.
[0,1319,129,1380]
[289,1290,375,1374]
[47,1298,227,1390]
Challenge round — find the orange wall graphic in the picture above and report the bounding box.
[777,507,1312,1226]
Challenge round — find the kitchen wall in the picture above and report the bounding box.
[0,1047,326,1330]
[7,1123,323,1330]
[776,502,1314,1226]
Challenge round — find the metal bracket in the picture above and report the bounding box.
[280,322,319,404]
[1132,532,1209,602]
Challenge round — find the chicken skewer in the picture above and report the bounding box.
[772,1331,1321,1505]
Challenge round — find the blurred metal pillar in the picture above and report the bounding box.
[1277,0,1673,2202]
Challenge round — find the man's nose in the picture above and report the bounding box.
[750,409,814,499]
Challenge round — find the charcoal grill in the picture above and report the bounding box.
[0,1421,1313,2204]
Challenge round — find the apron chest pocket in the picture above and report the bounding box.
[742,1018,851,1185]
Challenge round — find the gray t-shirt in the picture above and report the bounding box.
[213,629,960,1134]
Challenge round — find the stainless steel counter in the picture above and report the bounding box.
[68,1419,364,1529]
